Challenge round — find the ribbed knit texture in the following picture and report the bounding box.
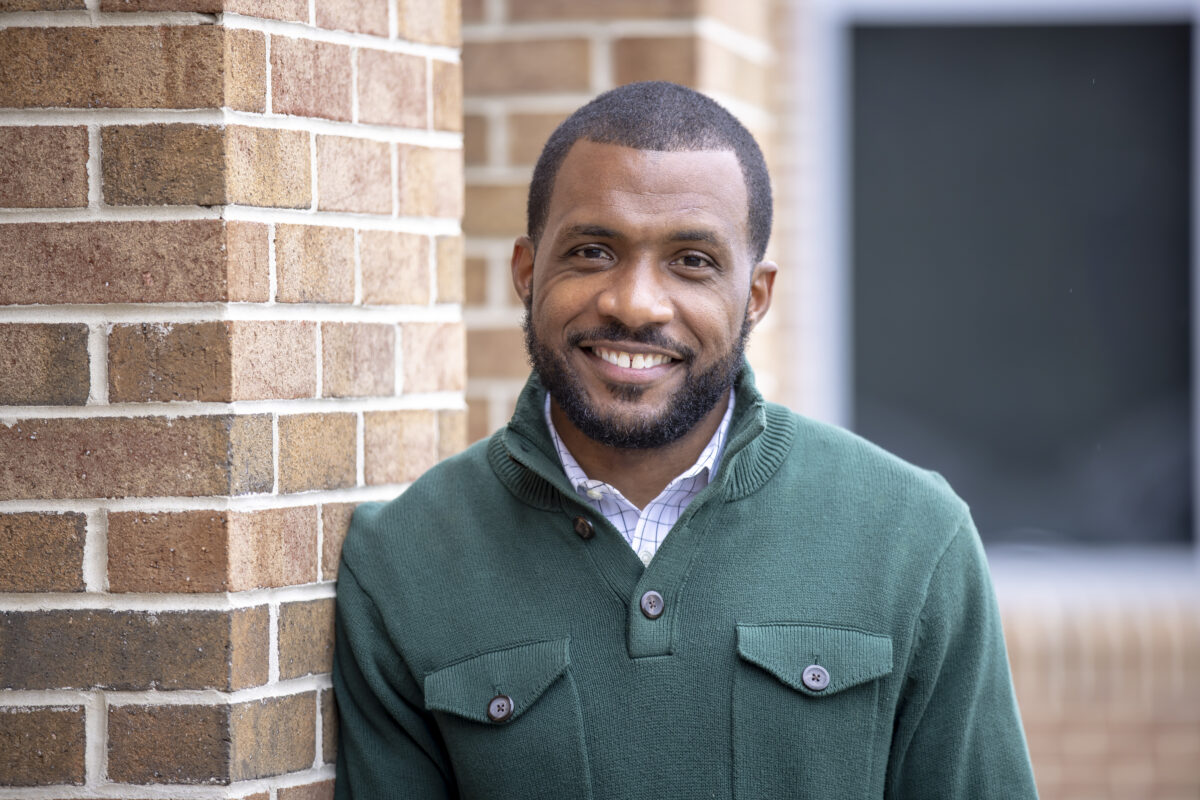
[333,367,1038,799]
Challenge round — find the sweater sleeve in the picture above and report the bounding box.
[332,561,456,800]
[885,518,1039,799]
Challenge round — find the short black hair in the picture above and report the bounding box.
[527,81,773,262]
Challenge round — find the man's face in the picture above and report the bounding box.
[512,140,775,449]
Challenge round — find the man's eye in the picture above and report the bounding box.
[676,254,714,269]
[572,247,610,260]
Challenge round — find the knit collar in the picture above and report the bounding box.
[488,363,796,512]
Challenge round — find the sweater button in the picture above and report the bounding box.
[802,664,830,691]
[487,694,513,722]
[573,516,594,540]
[640,590,664,619]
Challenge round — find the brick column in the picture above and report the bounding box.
[460,0,778,440]
[0,0,462,796]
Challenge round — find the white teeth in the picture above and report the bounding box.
[594,347,670,369]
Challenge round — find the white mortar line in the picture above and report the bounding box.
[226,205,464,232]
[227,110,464,147]
[0,206,222,223]
[308,0,316,26]
[3,676,335,710]
[315,504,324,582]
[695,17,776,65]
[84,0,98,16]
[462,93,596,115]
[465,306,524,329]
[485,0,505,24]
[224,13,460,61]
[0,582,338,614]
[353,230,363,304]
[82,509,108,592]
[0,765,337,800]
[267,221,278,301]
[312,690,323,770]
[590,31,613,93]
[387,0,398,39]
[83,692,106,786]
[351,47,360,124]
[461,17,747,42]
[0,11,216,27]
[271,413,280,495]
[465,165,536,184]
[85,324,108,405]
[0,110,227,126]
[390,143,401,217]
[356,411,366,487]
[86,124,102,209]
[0,301,461,325]
[268,601,280,683]
[264,33,274,116]
[0,485,404,517]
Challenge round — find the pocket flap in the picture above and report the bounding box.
[736,623,892,696]
[424,638,571,723]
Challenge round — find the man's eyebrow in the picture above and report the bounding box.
[562,224,620,240]
[669,229,722,246]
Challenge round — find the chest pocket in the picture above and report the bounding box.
[423,637,593,799]
[733,623,893,800]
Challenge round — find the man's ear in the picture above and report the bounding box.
[511,236,536,306]
[745,260,777,330]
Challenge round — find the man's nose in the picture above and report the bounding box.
[595,258,674,328]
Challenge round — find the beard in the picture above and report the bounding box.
[523,308,749,450]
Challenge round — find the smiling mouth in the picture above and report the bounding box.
[590,346,675,370]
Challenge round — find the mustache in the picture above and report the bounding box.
[566,323,695,362]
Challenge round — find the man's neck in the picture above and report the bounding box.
[548,393,731,509]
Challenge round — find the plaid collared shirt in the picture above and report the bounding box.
[544,390,735,566]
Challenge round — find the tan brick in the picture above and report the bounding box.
[0,126,88,208]
[463,183,527,237]
[271,37,352,121]
[108,510,230,593]
[107,704,230,784]
[227,221,271,302]
[403,321,464,391]
[613,36,697,87]
[0,609,258,690]
[435,234,463,303]
[230,694,316,780]
[463,39,589,94]
[281,780,335,800]
[0,415,271,500]
[0,27,224,109]
[508,0,696,20]
[230,606,270,689]
[699,0,769,41]
[0,707,85,786]
[357,49,426,129]
[466,395,491,443]
[226,125,311,208]
[438,408,467,460]
[227,507,320,590]
[278,598,335,679]
[320,688,338,762]
[432,60,461,132]
[274,224,355,303]
[0,221,229,305]
[0,513,86,592]
[224,28,268,113]
[108,322,233,403]
[467,326,529,379]
[231,320,318,400]
[464,256,488,306]
[0,323,89,405]
[364,410,437,485]
[399,145,462,218]
[316,0,388,35]
[102,124,224,206]
[278,413,357,492]
[1,0,84,8]
[315,135,391,214]
[100,0,219,8]
[699,40,770,109]
[321,323,395,397]
[396,0,459,45]
[320,502,355,580]
[224,0,307,21]
[463,114,487,166]
[360,230,430,305]
[508,113,565,165]
[460,0,482,22]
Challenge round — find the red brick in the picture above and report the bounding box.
[0,221,229,305]
[0,512,86,592]
[432,60,461,132]
[438,408,467,460]
[271,37,352,121]
[280,780,335,800]
[225,28,268,113]
[1,0,84,8]
[227,507,320,590]
[108,510,231,593]
[320,688,337,762]
[0,126,88,208]
[107,704,230,784]
[403,321,464,391]
[315,136,391,214]
[463,184,526,237]
[274,224,355,303]
[435,234,463,303]
[396,0,459,45]
[278,598,335,678]
[463,39,589,94]
[278,413,357,492]
[613,36,697,87]
[461,0,482,22]
[315,0,388,36]
[226,126,311,209]
[464,114,487,166]
[320,502,355,580]
[321,323,395,397]
[0,707,85,786]
[108,322,233,403]
[508,113,565,165]
[466,326,528,379]
[0,323,89,405]
[0,415,271,500]
[364,410,437,484]
[102,124,225,207]
[0,27,224,109]
[224,0,307,21]
[0,609,260,690]
[230,606,270,688]
[464,256,488,306]
[229,694,316,780]
[227,221,271,302]
[399,145,462,218]
[100,0,220,8]
[466,395,491,443]
[357,49,426,129]
[231,321,318,400]
[361,230,430,305]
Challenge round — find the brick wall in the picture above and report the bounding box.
[0,0,463,796]
[460,0,781,442]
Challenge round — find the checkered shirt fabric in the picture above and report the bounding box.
[544,390,735,565]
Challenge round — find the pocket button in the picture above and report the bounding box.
[802,664,830,692]
[487,694,514,722]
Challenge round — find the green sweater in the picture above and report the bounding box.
[333,369,1038,799]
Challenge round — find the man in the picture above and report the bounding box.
[333,81,1037,799]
